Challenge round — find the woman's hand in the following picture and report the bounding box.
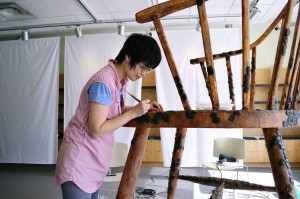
[131,99,151,118]
[150,101,164,112]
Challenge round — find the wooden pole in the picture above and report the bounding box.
[124,110,300,128]
[197,0,219,110]
[199,62,212,102]
[152,17,192,199]
[267,0,293,110]
[116,127,150,199]
[167,128,187,199]
[291,46,300,109]
[291,67,300,109]
[153,17,191,111]
[226,56,236,110]
[135,0,197,23]
[250,47,256,109]
[209,182,224,199]
[280,3,300,109]
[241,0,250,110]
[285,38,300,109]
[177,175,276,191]
[263,128,297,199]
[189,2,291,65]
[263,1,297,198]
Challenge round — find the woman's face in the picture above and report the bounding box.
[127,62,152,81]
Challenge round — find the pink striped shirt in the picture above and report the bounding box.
[55,60,128,193]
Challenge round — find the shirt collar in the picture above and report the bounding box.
[108,59,129,90]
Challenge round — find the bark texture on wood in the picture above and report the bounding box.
[116,128,150,199]
[226,56,236,110]
[285,38,300,110]
[129,1,299,199]
[250,47,256,110]
[199,62,212,102]
[136,0,198,23]
[152,16,191,199]
[167,128,187,199]
[153,17,191,111]
[267,1,294,110]
[241,0,250,110]
[209,182,224,199]
[263,128,297,199]
[177,175,276,192]
[151,13,193,199]
[124,110,300,128]
[263,2,297,198]
[190,2,292,65]
[280,3,300,109]
[197,1,219,110]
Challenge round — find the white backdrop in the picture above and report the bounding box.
[64,33,141,147]
[154,29,243,167]
[0,38,60,164]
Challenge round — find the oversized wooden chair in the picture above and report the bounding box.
[116,0,300,198]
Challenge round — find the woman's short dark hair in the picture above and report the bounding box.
[114,33,162,70]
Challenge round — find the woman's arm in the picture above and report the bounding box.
[88,99,151,139]
[123,101,163,113]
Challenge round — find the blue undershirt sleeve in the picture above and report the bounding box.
[87,82,112,105]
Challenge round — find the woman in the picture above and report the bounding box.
[55,33,163,199]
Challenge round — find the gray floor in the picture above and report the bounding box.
[0,164,299,199]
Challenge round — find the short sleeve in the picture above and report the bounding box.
[87,82,112,105]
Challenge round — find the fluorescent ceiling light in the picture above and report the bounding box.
[0,2,35,21]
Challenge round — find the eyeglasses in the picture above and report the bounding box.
[137,63,152,74]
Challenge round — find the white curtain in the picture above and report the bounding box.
[64,33,141,147]
[0,38,60,164]
[154,29,243,167]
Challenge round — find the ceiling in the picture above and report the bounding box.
[0,0,298,37]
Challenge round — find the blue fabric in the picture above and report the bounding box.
[61,181,99,199]
[88,82,112,105]
[119,90,124,109]
[296,185,300,199]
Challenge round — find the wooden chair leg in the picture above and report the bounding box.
[167,128,187,199]
[116,127,150,199]
[263,128,296,199]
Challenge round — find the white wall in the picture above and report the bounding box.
[249,23,296,69]
[0,22,296,71]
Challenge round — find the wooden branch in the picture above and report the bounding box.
[190,2,290,65]
[124,110,300,128]
[199,62,212,101]
[268,0,294,110]
[291,47,300,109]
[291,67,300,109]
[190,50,243,65]
[177,175,276,192]
[250,47,256,109]
[153,17,191,111]
[280,4,300,110]
[167,128,187,199]
[116,128,150,199]
[250,3,289,49]
[197,1,219,110]
[263,128,297,199]
[226,56,236,110]
[210,182,224,199]
[136,0,198,23]
[242,0,250,110]
[285,37,300,109]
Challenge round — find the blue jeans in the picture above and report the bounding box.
[61,181,99,199]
